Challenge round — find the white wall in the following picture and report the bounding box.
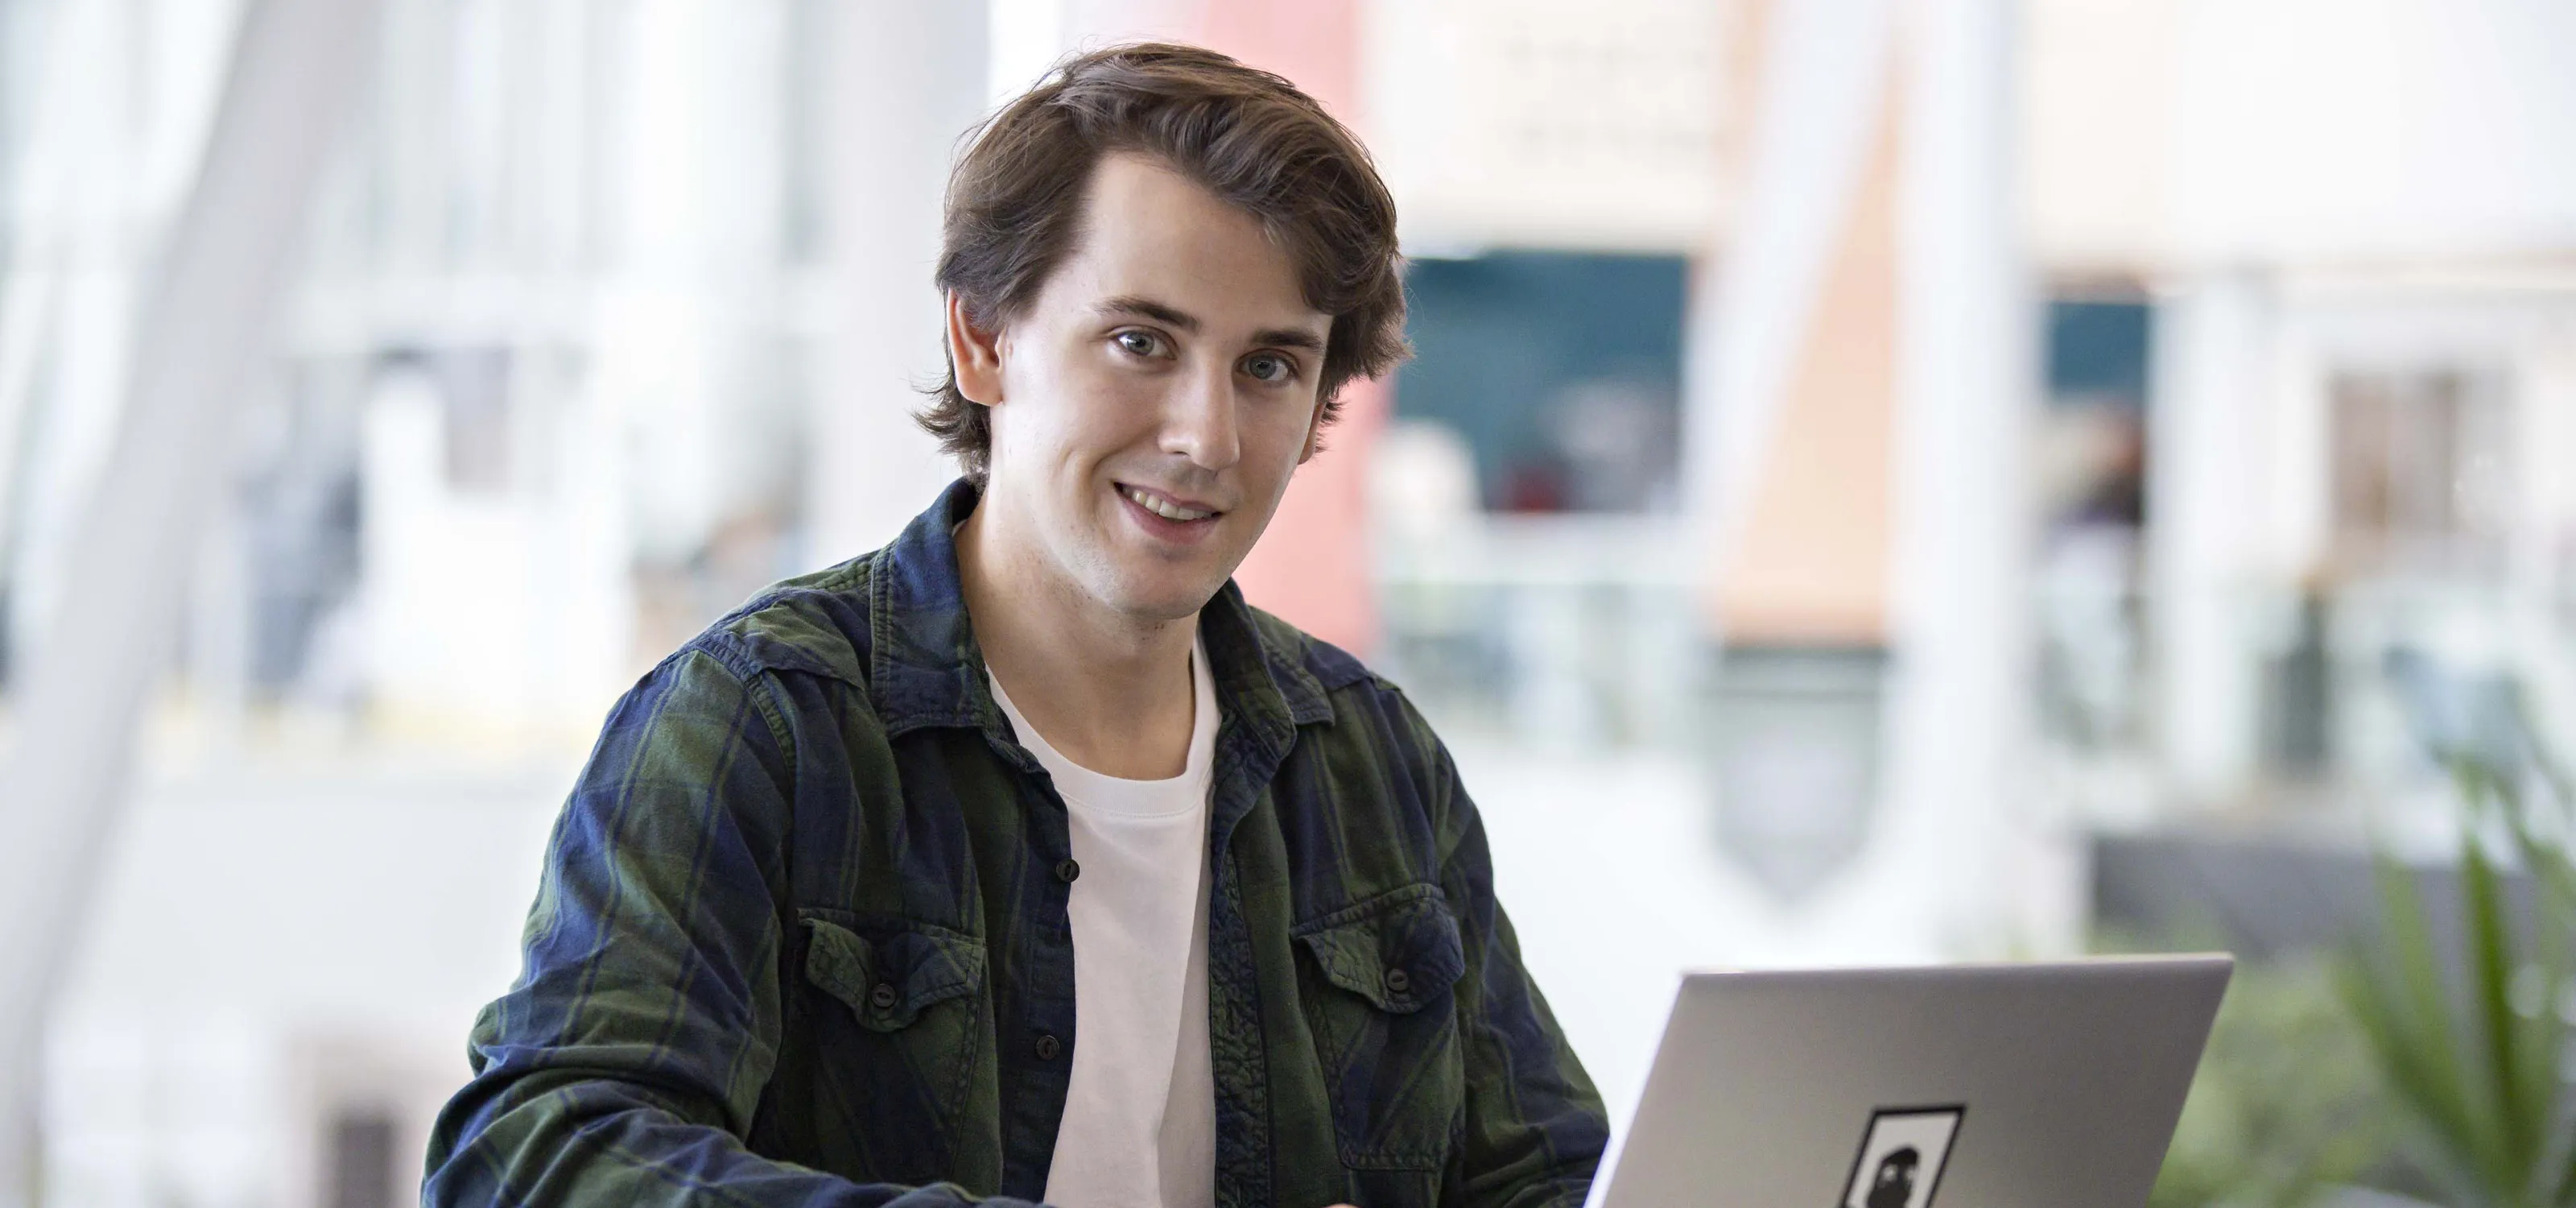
[2028,0,2576,270]
[43,758,568,1208]
[805,2,990,565]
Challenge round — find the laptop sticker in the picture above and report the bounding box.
[1839,1106,1963,1208]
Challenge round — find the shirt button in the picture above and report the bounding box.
[1055,858,1081,883]
[1384,966,1411,995]
[1034,1033,1063,1061]
[869,983,898,1010]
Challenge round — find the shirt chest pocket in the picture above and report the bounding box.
[796,912,988,1171]
[1292,885,1471,1172]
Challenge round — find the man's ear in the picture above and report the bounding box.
[946,291,1005,405]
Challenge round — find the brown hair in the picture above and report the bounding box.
[920,42,1410,482]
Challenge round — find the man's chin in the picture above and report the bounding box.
[1092,570,1232,626]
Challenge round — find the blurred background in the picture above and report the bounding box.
[2,0,2574,1205]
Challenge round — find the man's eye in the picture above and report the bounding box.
[1115,330,1162,358]
[1244,354,1292,383]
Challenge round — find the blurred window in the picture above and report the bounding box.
[1396,251,1685,513]
[2046,299,2151,403]
[2329,367,2510,577]
[2033,296,2153,751]
[2037,297,2150,532]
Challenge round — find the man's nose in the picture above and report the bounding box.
[1162,361,1240,471]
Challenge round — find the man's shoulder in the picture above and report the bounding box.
[679,553,879,692]
[1236,606,1481,892]
[1238,603,1437,749]
[1241,602,1385,690]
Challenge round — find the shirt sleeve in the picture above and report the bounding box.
[1419,710,1612,1208]
[422,643,1038,1208]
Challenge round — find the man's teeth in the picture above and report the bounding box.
[1121,485,1214,521]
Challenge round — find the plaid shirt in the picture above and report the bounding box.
[424,480,1606,1208]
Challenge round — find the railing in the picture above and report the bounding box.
[1373,513,1702,751]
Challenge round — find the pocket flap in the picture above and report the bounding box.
[799,913,986,1032]
[1292,886,1468,1014]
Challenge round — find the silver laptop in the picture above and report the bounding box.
[1593,954,2231,1208]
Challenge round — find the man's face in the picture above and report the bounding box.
[962,151,1333,623]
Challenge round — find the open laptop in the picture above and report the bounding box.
[1591,954,2231,1208]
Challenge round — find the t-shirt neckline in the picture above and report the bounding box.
[987,631,1217,817]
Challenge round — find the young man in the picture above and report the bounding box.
[424,43,1605,1208]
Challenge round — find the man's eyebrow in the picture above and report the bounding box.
[1252,326,1327,355]
[1097,296,1199,332]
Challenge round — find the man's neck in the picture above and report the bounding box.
[956,496,1200,780]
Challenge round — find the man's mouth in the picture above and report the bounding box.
[1117,482,1220,522]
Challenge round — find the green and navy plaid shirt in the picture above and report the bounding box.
[423,480,1607,1208]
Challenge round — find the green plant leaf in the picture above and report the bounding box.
[2460,813,2539,1194]
[2347,850,2496,1189]
[2340,957,2486,1203]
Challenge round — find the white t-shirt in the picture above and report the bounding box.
[988,639,1217,1208]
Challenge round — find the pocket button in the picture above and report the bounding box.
[1383,966,1410,995]
[869,982,898,1010]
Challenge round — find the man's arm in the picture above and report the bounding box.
[1418,714,1612,1208]
[423,643,1033,1208]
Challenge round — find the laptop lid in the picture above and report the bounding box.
[1595,954,2231,1208]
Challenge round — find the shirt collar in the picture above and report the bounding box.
[865,478,1331,745]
